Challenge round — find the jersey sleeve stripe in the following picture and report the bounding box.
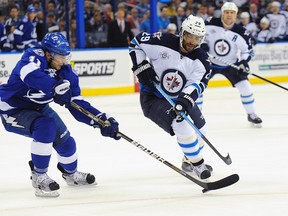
[20,62,40,81]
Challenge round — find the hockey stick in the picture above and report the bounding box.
[70,101,239,193]
[153,83,232,165]
[208,53,288,92]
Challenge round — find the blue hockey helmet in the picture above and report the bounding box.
[41,32,71,56]
[26,5,37,14]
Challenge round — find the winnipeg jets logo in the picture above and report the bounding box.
[166,71,180,90]
[160,51,169,59]
[161,69,186,97]
[214,39,230,56]
[2,114,24,128]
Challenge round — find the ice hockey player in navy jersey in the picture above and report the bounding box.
[13,5,39,51]
[201,2,262,126]
[129,15,213,180]
[0,32,121,197]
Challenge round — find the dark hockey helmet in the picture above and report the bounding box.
[41,32,71,56]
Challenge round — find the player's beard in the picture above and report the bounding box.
[183,41,196,52]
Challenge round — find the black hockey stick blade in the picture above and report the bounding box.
[202,174,240,193]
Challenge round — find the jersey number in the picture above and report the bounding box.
[140,32,150,42]
[29,56,41,67]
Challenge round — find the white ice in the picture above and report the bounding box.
[0,83,288,216]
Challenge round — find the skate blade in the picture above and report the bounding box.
[250,122,262,128]
[34,188,60,197]
[65,181,98,187]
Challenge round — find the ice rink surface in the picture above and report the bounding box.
[0,82,288,216]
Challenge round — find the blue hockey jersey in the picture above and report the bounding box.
[13,16,38,51]
[0,47,101,126]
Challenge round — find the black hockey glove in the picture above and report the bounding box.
[53,80,71,107]
[132,60,159,89]
[96,113,121,140]
[174,92,195,122]
[235,60,250,74]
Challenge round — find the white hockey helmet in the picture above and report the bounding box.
[180,15,205,51]
[221,2,238,14]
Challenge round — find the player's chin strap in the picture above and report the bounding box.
[152,82,232,165]
[208,53,288,92]
[70,101,239,193]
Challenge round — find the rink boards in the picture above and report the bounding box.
[0,43,288,95]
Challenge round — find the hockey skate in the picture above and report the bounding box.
[182,157,212,180]
[57,163,97,186]
[29,161,60,197]
[248,113,262,128]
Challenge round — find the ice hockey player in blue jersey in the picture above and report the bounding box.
[201,2,262,127]
[0,32,120,197]
[129,15,213,180]
[13,5,39,52]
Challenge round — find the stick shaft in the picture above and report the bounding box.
[208,53,288,91]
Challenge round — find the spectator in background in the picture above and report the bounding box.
[167,22,177,34]
[13,5,38,52]
[0,18,7,52]
[213,0,224,18]
[103,3,114,24]
[84,0,93,30]
[86,10,108,48]
[207,5,215,18]
[107,8,134,47]
[69,18,77,49]
[46,12,58,32]
[140,9,151,33]
[197,4,209,20]
[58,18,67,38]
[169,6,186,33]
[3,4,20,51]
[257,16,273,43]
[239,12,258,45]
[265,1,286,42]
[137,0,150,20]
[158,6,170,32]
[249,3,260,24]
[46,0,58,18]
[36,10,45,41]
[126,8,141,36]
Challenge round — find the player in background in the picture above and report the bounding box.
[201,2,262,126]
[0,32,120,197]
[129,15,213,180]
[13,5,39,52]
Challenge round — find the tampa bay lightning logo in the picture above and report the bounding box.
[214,39,230,56]
[24,89,53,104]
[161,69,186,97]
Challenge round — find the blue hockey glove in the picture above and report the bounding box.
[174,92,195,122]
[132,60,159,89]
[96,113,121,140]
[235,60,250,74]
[53,80,71,107]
